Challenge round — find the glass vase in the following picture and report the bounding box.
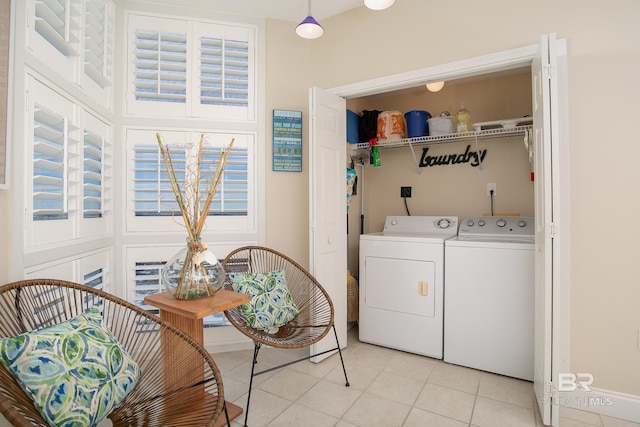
[161,241,226,300]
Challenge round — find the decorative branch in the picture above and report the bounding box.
[156,132,235,298]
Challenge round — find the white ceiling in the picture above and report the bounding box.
[167,0,364,23]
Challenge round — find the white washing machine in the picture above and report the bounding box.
[359,215,458,358]
[444,216,534,380]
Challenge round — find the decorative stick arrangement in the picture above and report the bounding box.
[156,133,235,299]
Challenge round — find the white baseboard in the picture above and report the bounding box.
[560,387,640,423]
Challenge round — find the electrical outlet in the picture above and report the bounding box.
[487,183,497,196]
[401,186,412,198]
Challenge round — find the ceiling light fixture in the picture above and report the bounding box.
[364,0,396,10]
[426,81,445,92]
[296,0,324,39]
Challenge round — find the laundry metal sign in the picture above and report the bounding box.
[419,144,487,168]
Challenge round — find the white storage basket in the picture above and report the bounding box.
[428,117,456,136]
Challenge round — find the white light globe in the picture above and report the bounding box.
[426,81,445,92]
[295,17,324,39]
[364,0,396,10]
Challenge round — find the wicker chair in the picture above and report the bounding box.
[221,246,350,427]
[0,279,228,427]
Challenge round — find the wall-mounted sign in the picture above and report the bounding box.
[419,145,487,168]
[273,109,302,172]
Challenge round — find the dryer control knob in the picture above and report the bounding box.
[438,219,451,229]
[496,218,507,227]
[466,220,474,227]
[518,220,527,227]
[391,219,398,226]
[478,219,486,226]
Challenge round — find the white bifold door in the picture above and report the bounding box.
[533,33,566,427]
[308,87,348,362]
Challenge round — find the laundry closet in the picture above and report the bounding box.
[344,69,536,379]
[345,69,534,277]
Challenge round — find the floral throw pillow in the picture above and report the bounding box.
[0,306,141,427]
[229,268,299,332]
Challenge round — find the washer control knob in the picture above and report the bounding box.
[438,219,451,229]
[478,219,486,226]
[518,220,527,227]
[466,220,474,227]
[391,219,398,226]
[496,218,507,227]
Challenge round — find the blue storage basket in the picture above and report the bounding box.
[346,110,359,143]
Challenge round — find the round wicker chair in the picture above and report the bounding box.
[221,246,349,427]
[0,279,227,427]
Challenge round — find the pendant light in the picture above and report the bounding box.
[296,0,324,39]
[364,0,396,10]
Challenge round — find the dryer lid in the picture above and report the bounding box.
[382,215,458,237]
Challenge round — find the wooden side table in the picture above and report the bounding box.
[144,289,250,427]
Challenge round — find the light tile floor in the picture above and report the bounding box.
[212,326,640,427]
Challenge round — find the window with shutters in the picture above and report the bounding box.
[26,76,113,248]
[125,129,254,234]
[127,246,230,328]
[127,14,255,121]
[27,0,114,108]
[25,249,114,294]
[33,0,83,59]
[122,12,261,326]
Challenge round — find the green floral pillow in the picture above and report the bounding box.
[229,268,299,332]
[0,306,141,427]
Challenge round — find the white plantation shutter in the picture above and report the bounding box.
[199,36,248,107]
[26,0,114,106]
[34,0,82,56]
[32,104,75,223]
[83,128,103,218]
[133,30,187,103]
[24,249,113,294]
[27,77,113,248]
[81,111,112,238]
[84,0,111,88]
[28,77,78,247]
[195,21,254,120]
[125,129,253,233]
[127,15,188,116]
[127,15,255,120]
[130,250,229,327]
[29,0,82,81]
[133,259,164,311]
[84,267,105,291]
[131,144,248,217]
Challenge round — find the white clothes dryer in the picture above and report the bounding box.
[359,215,458,358]
[444,216,534,380]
